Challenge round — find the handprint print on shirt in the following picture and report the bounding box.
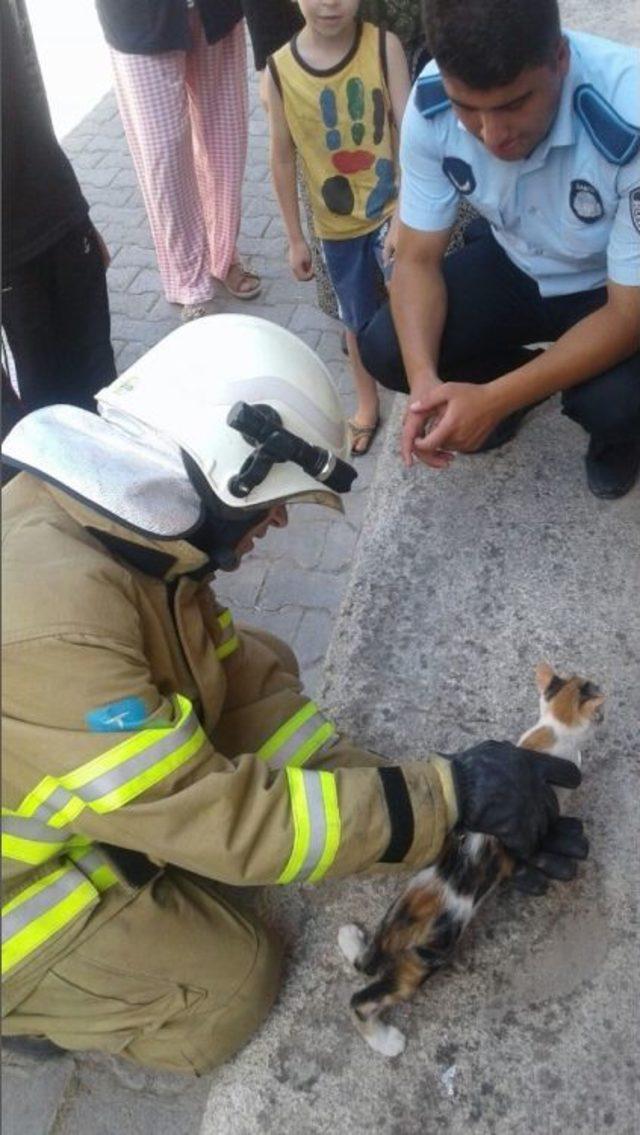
[319,76,396,218]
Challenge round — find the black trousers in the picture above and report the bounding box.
[2,219,116,434]
[359,221,640,445]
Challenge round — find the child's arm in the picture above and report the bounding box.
[266,68,314,281]
[385,30,411,137]
[383,31,412,267]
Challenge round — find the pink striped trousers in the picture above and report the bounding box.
[110,14,248,305]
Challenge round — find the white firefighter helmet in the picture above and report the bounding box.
[96,314,354,515]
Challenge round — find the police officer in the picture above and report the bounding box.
[359,0,640,499]
[2,316,586,1072]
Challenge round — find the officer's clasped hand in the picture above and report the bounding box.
[445,740,585,866]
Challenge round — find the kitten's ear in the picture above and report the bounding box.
[584,693,605,717]
[535,661,555,694]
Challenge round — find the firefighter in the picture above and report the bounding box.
[1,315,586,1073]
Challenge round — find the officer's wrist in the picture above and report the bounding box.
[485,376,523,417]
[408,371,441,399]
[490,367,544,416]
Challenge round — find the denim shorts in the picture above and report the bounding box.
[320,220,391,334]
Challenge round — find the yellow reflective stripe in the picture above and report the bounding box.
[2,877,97,976]
[11,777,59,817]
[2,864,69,919]
[1,833,66,866]
[46,796,85,828]
[287,721,336,769]
[257,702,337,769]
[88,722,205,813]
[277,769,341,884]
[307,773,341,882]
[86,864,118,891]
[5,784,85,830]
[278,768,312,884]
[215,608,239,661]
[258,702,317,762]
[216,635,239,660]
[68,847,119,892]
[61,694,193,792]
[1,848,119,976]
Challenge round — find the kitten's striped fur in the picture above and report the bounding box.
[338,663,604,1057]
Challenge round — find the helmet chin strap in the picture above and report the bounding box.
[181,451,268,572]
[189,510,266,572]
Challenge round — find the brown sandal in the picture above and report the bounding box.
[348,417,381,457]
[222,261,262,300]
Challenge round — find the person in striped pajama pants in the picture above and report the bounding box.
[97,0,262,319]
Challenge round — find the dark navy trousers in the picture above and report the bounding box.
[359,221,640,445]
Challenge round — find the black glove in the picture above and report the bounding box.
[446,740,582,860]
[510,816,589,895]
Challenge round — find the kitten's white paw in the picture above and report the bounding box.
[338,923,365,966]
[366,1023,406,1058]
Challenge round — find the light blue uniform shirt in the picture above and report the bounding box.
[400,31,640,297]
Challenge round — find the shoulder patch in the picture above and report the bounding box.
[442,157,476,195]
[414,75,451,120]
[574,84,640,166]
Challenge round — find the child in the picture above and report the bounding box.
[267,1,410,455]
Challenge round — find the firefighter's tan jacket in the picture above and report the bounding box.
[2,473,458,1012]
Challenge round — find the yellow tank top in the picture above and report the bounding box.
[270,22,398,240]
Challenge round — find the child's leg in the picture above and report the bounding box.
[346,331,380,454]
[319,231,384,453]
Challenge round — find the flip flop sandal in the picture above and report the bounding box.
[222,262,262,300]
[348,417,381,457]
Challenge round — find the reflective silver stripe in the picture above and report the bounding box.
[2,816,67,844]
[268,714,338,770]
[72,849,107,876]
[298,772,328,882]
[12,785,78,829]
[72,713,201,804]
[1,869,86,943]
[38,785,76,820]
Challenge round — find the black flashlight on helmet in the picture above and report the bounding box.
[226,401,357,499]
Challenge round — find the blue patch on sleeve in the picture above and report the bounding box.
[86,697,149,733]
[414,75,451,120]
[574,84,640,166]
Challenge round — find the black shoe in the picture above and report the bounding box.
[2,1035,64,1060]
[585,437,640,499]
[475,406,531,453]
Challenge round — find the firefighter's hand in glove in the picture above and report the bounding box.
[444,740,582,860]
[510,815,589,895]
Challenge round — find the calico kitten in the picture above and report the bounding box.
[338,663,604,1057]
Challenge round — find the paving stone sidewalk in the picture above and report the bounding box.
[1,62,388,1135]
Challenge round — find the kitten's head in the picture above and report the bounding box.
[535,662,605,731]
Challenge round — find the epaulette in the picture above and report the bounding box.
[414,74,451,120]
[574,84,640,166]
